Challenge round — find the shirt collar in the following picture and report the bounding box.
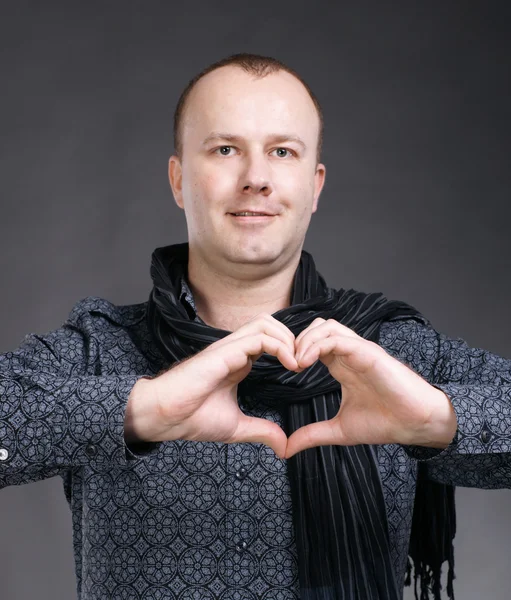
[178,275,200,321]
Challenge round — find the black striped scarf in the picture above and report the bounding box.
[146,242,456,600]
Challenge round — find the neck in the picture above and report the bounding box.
[187,252,299,332]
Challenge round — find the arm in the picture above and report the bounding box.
[1,303,299,489]
[378,318,511,489]
[0,301,154,490]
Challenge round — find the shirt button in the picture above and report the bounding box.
[235,467,247,480]
[481,429,491,444]
[235,541,247,552]
[0,449,9,461]
[85,444,98,457]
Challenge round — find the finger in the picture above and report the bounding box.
[250,314,296,357]
[244,313,296,347]
[234,414,288,459]
[220,333,299,373]
[299,319,360,344]
[220,313,296,357]
[285,420,353,457]
[294,317,326,346]
[297,335,365,370]
[295,319,360,362]
[295,320,332,362]
[249,333,299,371]
[295,319,359,347]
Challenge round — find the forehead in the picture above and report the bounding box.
[182,66,319,143]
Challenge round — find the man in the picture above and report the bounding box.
[0,53,510,600]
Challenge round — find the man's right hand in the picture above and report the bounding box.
[124,314,298,458]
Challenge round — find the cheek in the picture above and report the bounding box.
[292,178,315,211]
[283,167,314,197]
[191,165,234,201]
[293,179,317,222]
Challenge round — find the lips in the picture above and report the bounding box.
[230,212,273,216]
[227,209,276,216]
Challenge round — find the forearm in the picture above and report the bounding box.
[0,370,144,487]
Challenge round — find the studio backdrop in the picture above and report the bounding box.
[1,2,510,599]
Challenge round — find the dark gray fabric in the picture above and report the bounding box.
[0,295,510,599]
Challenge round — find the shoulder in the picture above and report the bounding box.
[378,317,438,349]
[66,295,147,331]
[377,317,441,379]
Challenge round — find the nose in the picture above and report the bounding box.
[240,153,273,196]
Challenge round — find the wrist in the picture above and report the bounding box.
[419,388,458,449]
[124,377,159,444]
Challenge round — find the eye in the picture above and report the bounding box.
[214,146,236,156]
[272,147,294,158]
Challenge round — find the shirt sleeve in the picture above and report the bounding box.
[0,310,160,490]
[378,318,511,489]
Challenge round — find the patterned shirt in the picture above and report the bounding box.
[0,289,510,600]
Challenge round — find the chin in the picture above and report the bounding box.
[224,244,283,266]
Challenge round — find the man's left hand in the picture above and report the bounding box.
[285,318,458,458]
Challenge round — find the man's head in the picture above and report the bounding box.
[168,53,326,279]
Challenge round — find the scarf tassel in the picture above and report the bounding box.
[405,553,455,600]
[405,460,456,600]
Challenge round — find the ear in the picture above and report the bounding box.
[168,155,184,209]
[312,163,326,213]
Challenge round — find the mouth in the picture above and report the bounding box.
[227,211,277,225]
[228,211,275,217]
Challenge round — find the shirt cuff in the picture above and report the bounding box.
[124,439,162,460]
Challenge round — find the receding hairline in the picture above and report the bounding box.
[173,56,324,164]
[180,65,319,139]
[186,64,310,106]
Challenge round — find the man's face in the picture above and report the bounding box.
[168,65,326,277]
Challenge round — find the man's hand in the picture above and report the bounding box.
[124,313,298,458]
[285,318,458,458]
[126,314,457,459]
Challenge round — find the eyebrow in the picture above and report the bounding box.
[201,132,307,151]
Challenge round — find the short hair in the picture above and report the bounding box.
[173,52,324,164]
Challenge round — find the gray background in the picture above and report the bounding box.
[1,1,510,598]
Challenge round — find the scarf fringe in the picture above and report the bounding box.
[405,555,456,600]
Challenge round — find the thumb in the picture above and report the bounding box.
[285,420,350,458]
[234,415,288,459]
